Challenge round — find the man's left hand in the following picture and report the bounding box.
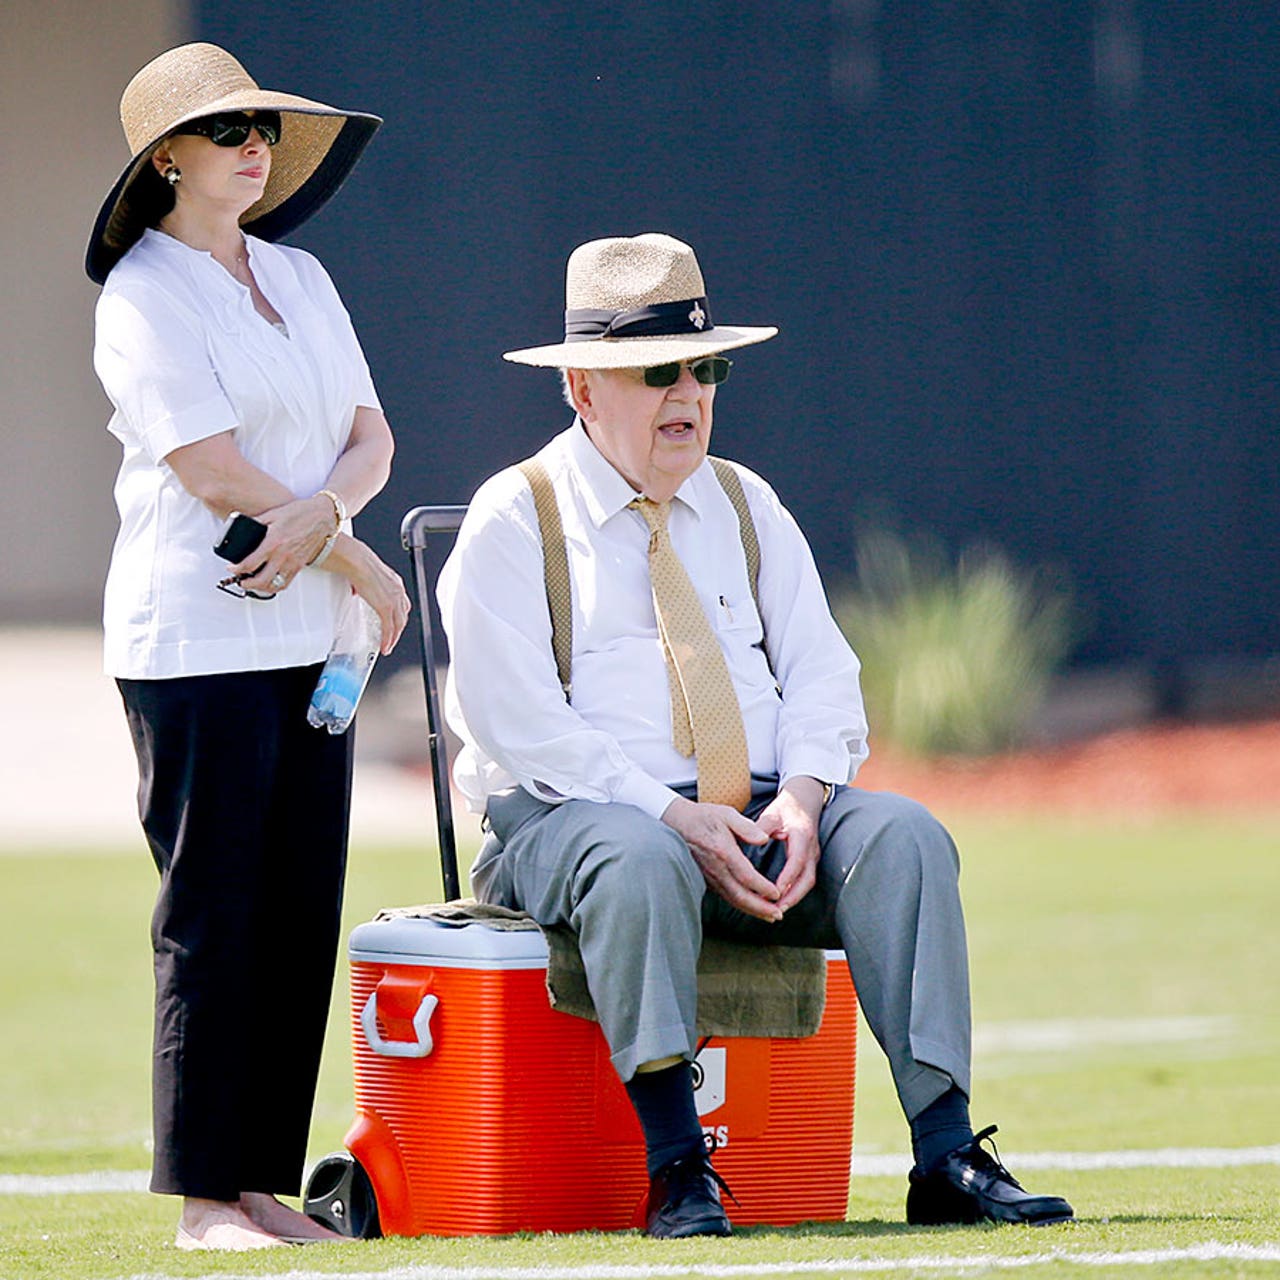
[755,776,827,915]
[661,797,782,921]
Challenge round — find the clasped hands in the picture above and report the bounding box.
[661,775,827,922]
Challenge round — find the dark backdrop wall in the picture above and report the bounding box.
[199,2,1280,685]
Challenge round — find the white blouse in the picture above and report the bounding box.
[94,230,380,679]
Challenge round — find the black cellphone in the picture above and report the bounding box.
[213,512,268,563]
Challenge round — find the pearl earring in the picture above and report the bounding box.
[165,166,182,186]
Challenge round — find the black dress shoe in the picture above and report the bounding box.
[644,1140,734,1239]
[907,1126,1074,1226]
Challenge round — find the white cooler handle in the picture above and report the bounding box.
[361,990,439,1058]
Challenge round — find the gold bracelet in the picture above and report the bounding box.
[822,782,835,806]
[316,487,347,529]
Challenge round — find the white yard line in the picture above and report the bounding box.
[111,1241,1280,1280]
[973,1015,1235,1054]
[0,1170,149,1195]
[5,1144,1280,1197]
[850,1143,1280,1178]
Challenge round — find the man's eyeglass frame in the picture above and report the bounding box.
[641,356,732,388]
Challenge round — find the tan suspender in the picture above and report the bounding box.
[517,455,770,700]
[708,457,761,607]
[705,458,776,680]
[516,459,574,698]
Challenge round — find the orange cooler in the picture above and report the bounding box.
[343,916,857,1236]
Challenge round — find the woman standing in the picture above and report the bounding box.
[86,43,410,1251]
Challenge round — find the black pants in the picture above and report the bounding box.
[118,666,353,1200]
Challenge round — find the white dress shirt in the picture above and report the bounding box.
[438,422,869,818]
[94,230,380,679]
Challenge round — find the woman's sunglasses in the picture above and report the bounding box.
[642,356,733,388]
[173,110,283,148]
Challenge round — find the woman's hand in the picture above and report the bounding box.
[232,495,335,594]
[321,534,411,654]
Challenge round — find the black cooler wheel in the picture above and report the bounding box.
[304,1151,382,1238]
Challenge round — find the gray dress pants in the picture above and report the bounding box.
[472,779,971,1121]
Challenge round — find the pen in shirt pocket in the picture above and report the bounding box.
[718,594,735,624]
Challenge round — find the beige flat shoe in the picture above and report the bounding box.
[175,1221,282,1251]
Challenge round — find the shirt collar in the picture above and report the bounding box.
[137,228,267,299]
[562,418,714,528]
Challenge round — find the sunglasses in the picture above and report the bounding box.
[642,356,732,388]
[216,573,276,601]
[174,110,283,148]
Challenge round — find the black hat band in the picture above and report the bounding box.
[564,296,713,342]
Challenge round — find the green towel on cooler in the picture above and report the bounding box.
[374,900,826,1038]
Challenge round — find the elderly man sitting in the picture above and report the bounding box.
[437,232,1073,1238]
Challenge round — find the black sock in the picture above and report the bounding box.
[910,1085,974,1171]
[624,1061,704,1176]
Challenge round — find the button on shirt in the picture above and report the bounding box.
[94,230,380,678]
[437,422,869,819]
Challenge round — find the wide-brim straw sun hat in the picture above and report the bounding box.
[86,42,381,284]
[502,233,778,369]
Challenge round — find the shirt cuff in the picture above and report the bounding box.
[612,771,683,821]
[144,396,240,465]
[779,748,860,791]
[353,379,381,412]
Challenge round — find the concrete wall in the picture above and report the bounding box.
[0,0,189,622]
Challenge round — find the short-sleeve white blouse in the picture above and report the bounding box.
[94,229,381,679]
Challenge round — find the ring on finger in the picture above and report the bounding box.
[270,572,287,589]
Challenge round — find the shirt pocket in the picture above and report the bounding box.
[712,589,780,697]
[710,590,762,641]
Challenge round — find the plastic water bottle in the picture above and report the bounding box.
[308,594,382,734]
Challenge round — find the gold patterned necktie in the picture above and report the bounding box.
[631,497,752,810]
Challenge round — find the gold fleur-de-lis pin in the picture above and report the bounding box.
[688,301,707,330]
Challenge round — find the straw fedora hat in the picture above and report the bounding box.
[502,233,778,369]
[85,42,381,284]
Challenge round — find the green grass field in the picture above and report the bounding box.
[2,812,1278,1278]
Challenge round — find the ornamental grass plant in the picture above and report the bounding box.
[833,530,1077,757]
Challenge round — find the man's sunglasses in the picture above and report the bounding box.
[174,110,283,148]
[642,356,732,388]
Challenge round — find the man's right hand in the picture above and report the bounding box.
[661,796,782,922]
